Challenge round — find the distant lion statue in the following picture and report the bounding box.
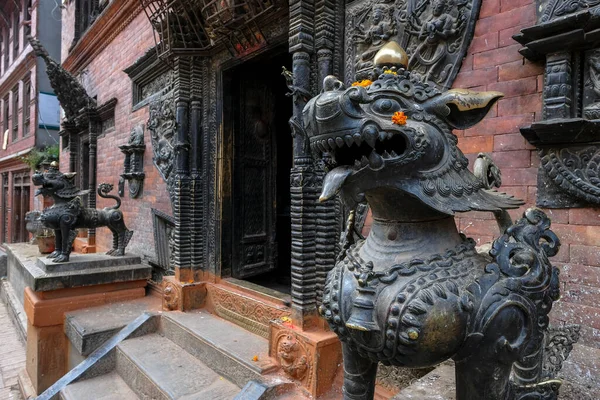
[32,163,133,263]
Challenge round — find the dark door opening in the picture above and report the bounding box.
[223,45,293,294]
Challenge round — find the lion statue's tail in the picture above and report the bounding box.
[97,183,121,210]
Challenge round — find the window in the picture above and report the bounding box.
[13,9,20,59]
[3,28,8,72]
[12,85,19,141]
[22,78,30,137]
[3,95,9,137]
[76,0,94,39]
[25,0,32,37]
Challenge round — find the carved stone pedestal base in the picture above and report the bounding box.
[269,320,341,398]
[161,276,207,311]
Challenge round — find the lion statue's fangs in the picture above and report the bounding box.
[306,42,576,400]
[32,164,133,263]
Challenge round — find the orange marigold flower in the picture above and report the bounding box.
[383,69,397,75]
[392,111,407,125]
[351,79,373,87]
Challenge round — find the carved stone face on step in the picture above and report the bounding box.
[303,49,520,216]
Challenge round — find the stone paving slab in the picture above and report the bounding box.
[0,293,25,400]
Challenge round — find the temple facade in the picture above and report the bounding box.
[10,0,599,397]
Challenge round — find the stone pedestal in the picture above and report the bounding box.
[161,276,207,311]
[5,244,151,394]
[269,320,341,398]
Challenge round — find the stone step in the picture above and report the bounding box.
[116,333,241,400]
[60,372,139,400]
[65,295,161,363]
[161,310,279,388]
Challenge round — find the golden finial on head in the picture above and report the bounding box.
[50,161,59,168]
[374,41,408,69]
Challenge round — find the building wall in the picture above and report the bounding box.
[0,0,59,245]
[360,0,600,349]
[448,0,600,348]
[59,8,171,262]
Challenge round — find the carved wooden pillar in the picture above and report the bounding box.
[189,56,204,271]
[87,112,99,246]
[314,0,340,305]
[543,53,573,120]
[288,0,318,329]
[171,56,193,279]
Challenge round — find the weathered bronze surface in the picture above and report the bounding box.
[32,164,133,263]
[305,43,578,400]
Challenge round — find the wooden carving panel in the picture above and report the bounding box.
[345,0,482,89]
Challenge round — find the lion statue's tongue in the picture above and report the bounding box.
[320,166,353,203]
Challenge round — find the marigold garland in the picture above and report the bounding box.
[392,111,408,125]
[352,79,373,87]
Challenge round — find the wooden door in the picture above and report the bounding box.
[12,171,30,243]
[232,70,277,279]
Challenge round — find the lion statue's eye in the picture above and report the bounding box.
[372,99,402,114]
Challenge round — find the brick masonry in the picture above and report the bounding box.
[60,9,171,263]
[451,0,600,348]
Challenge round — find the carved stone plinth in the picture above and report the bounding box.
[161,276,207,311]
[269,320,341,398]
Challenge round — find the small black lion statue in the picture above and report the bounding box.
[32,163,133,263]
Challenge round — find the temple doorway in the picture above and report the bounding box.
[222,45,293,294]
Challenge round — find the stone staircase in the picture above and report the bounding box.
[37,297,298,400]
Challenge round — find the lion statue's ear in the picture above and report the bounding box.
[422,89,503,130]
[63,172,77,179]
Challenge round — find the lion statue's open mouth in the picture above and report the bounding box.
[302,46,521,215]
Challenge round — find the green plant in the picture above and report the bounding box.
[20,145,60,170]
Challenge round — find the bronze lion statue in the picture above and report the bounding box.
[32,164,133,263]
[305,42,578,399]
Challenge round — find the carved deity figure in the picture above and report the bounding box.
[584,49,600,119]
[354,3,397,74]
[409,0,460,81]
[277,335,308,380]
[303,42,578,399]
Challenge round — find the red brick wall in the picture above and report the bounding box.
[453,0,600,347]
[60,12,172,262]
[362,0,600,348]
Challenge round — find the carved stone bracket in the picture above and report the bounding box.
[119,125,146,198]
[515,3,600,207]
